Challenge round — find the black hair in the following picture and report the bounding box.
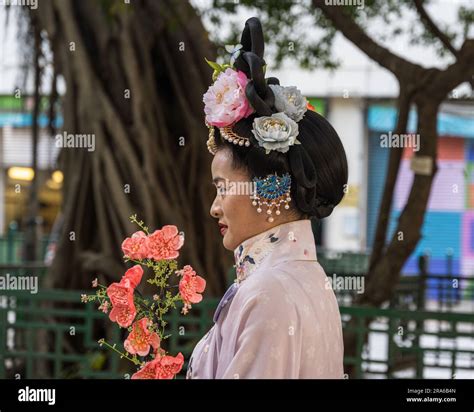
[212,17,348,220]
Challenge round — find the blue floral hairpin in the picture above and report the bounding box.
[225,43,243,67]
[251,173,292,222]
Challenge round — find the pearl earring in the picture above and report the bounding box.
[250,173,292,223]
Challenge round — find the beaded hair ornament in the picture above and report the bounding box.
[251,173,292,223]
[203,18,316,221]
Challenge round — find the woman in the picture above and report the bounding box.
[187,17,348,379]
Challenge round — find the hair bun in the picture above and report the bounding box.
[238,17,264,60]
[233,18,274,116]
[314,198,335,219]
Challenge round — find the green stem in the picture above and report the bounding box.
[126,258,154,268]
[130,214,150,235]
[98,338,143,367]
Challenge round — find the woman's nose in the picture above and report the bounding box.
[210,198,221,218]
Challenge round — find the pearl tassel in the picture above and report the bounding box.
[251,173,292,222]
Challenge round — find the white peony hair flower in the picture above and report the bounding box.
[251,112,301,154]
[269,84,308,122]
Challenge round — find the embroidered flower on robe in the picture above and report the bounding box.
[234,233,279,283]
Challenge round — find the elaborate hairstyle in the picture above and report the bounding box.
[203,17,348,220]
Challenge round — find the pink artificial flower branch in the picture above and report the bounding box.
[81,214,207,379]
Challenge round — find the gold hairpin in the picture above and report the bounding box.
[205,121,251,154]
[205,122,218,155]
[219,125,251,147]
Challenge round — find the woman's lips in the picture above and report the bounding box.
[219,224,228,236]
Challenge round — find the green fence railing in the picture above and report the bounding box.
[340,305,474,379]
[0,234,50,264]
[0,289,121,379]
[0,288,216,379]
[317,250,369,275]
[0,288,472,379]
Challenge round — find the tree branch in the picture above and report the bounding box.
[413,0,458,57]
[311,0,425,81]
[368,86,413,274]
[428,39,474,99]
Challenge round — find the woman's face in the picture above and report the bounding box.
[210,148,276,251]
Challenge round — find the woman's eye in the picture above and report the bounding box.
[214,180,233,195]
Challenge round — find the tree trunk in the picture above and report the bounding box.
[23,23,42,262]
[361,94,440,305]
[31,0,232,296]
[343,89,441,376]
[368,87,412,273]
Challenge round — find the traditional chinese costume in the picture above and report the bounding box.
[187,219,344,379]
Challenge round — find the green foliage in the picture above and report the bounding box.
[89,351,107,371]
[196,0,472,71]
[100,0,132,17]
[459,6,474,39]
[201,0,339,70]
[205,57,232,81]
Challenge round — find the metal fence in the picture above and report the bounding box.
[0,288,213,379]
[319,252,474,310]
[0,288,472,379]
[0,231,50,265]
[341,305,474,379]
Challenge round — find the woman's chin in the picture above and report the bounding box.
[222,232,235,251]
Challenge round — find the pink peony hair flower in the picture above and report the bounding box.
[106,265,143,327]
[131,352,184,380]
[121,231,149,260]
[177,265,206,313]
[146,225,184,261]
[124,318,161,357]
[203,68,254,128]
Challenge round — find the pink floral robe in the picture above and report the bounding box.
[186,219,344,379]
